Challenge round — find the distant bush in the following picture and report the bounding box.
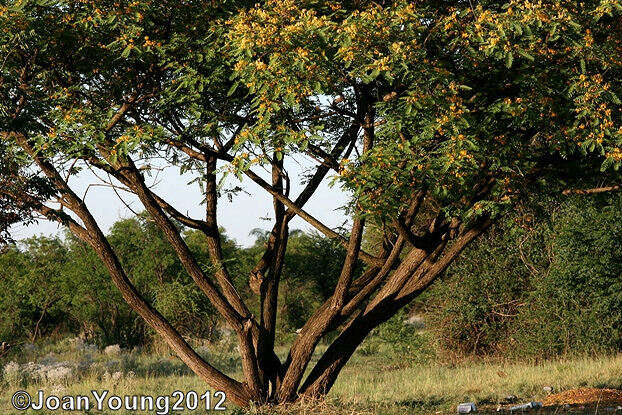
[426,193,621,358]
[370,309,435,362]
[0,215,355,348]
[511,195,622,356]
[0,215,239,347]
[0,238,73,342]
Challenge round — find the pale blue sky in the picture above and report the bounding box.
[10,157,351,247]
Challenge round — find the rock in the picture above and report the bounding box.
[509,402,542,411]
[403,313,426,329]
[104,344,121,356]
[457,403,477,413]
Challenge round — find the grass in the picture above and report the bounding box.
[1,337,620,414]
[329,352,622,413]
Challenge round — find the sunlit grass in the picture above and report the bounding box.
[1,337,620,414]
[331,353,622,411]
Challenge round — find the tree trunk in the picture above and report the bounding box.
[299,218,492,400]
[300,298,409,397]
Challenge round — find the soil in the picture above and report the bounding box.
[543,388,622,407]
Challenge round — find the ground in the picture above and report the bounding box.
[543,388,622,407]
[1,338,620,414]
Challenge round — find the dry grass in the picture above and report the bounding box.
[330,352,622,412]
[1,339,620,414]
[543,387,622,406]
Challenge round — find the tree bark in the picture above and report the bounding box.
[119,159,262,399]
[299,218,492,398]
[278,101,375,402]
[16,136,254,407]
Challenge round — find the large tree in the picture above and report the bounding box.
[1,0,620,407]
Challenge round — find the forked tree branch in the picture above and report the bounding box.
[164,135,384,266]
[109,156,262,396]
[299,216,492,398]
[278,99,376,402]
[248,122,361,286]
[13,133,254,406]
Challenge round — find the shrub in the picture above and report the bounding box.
[511,195,622,357]
[426,194,622,358]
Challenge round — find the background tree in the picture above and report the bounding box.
[1,0,620,407]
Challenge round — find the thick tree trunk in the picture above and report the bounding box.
[300,298,409,397]
[299,218,492,400]
[277,215,366,402]
[256,155,288,399]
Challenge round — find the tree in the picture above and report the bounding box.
[0,141,55,245]
[1,0,620,407]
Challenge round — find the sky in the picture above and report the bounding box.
[10,156,352,247]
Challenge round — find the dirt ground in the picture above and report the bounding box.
[543,388,622,407]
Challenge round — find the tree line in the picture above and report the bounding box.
[0,214,354,348]
[2,193,619,358]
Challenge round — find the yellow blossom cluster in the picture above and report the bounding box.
[605,147,622,161]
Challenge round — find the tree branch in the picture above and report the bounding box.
[562,185,620,195]
[13,133,254,406]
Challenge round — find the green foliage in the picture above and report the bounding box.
[427,193,622,358]
[0,218,358,347]
[227,0,622,221]
[1,198,619,359]
[0,238,73,341]
[283,230,357,297]
[512,194,622,356]
[425,219,543,355]
[278,231,360,339]
[368,308,435,363]
[61,233,147,347]
[1,0,618,228]
[0,215,244,347]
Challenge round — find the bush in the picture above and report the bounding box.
[511,195,622,356]
[359,308,435,363]
[0,238,73,342]
[426,193,622,358]
[0,215,228,347]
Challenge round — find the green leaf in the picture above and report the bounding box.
[517,50,534,61]
[588,142,595,152]
[121,45,132,58]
